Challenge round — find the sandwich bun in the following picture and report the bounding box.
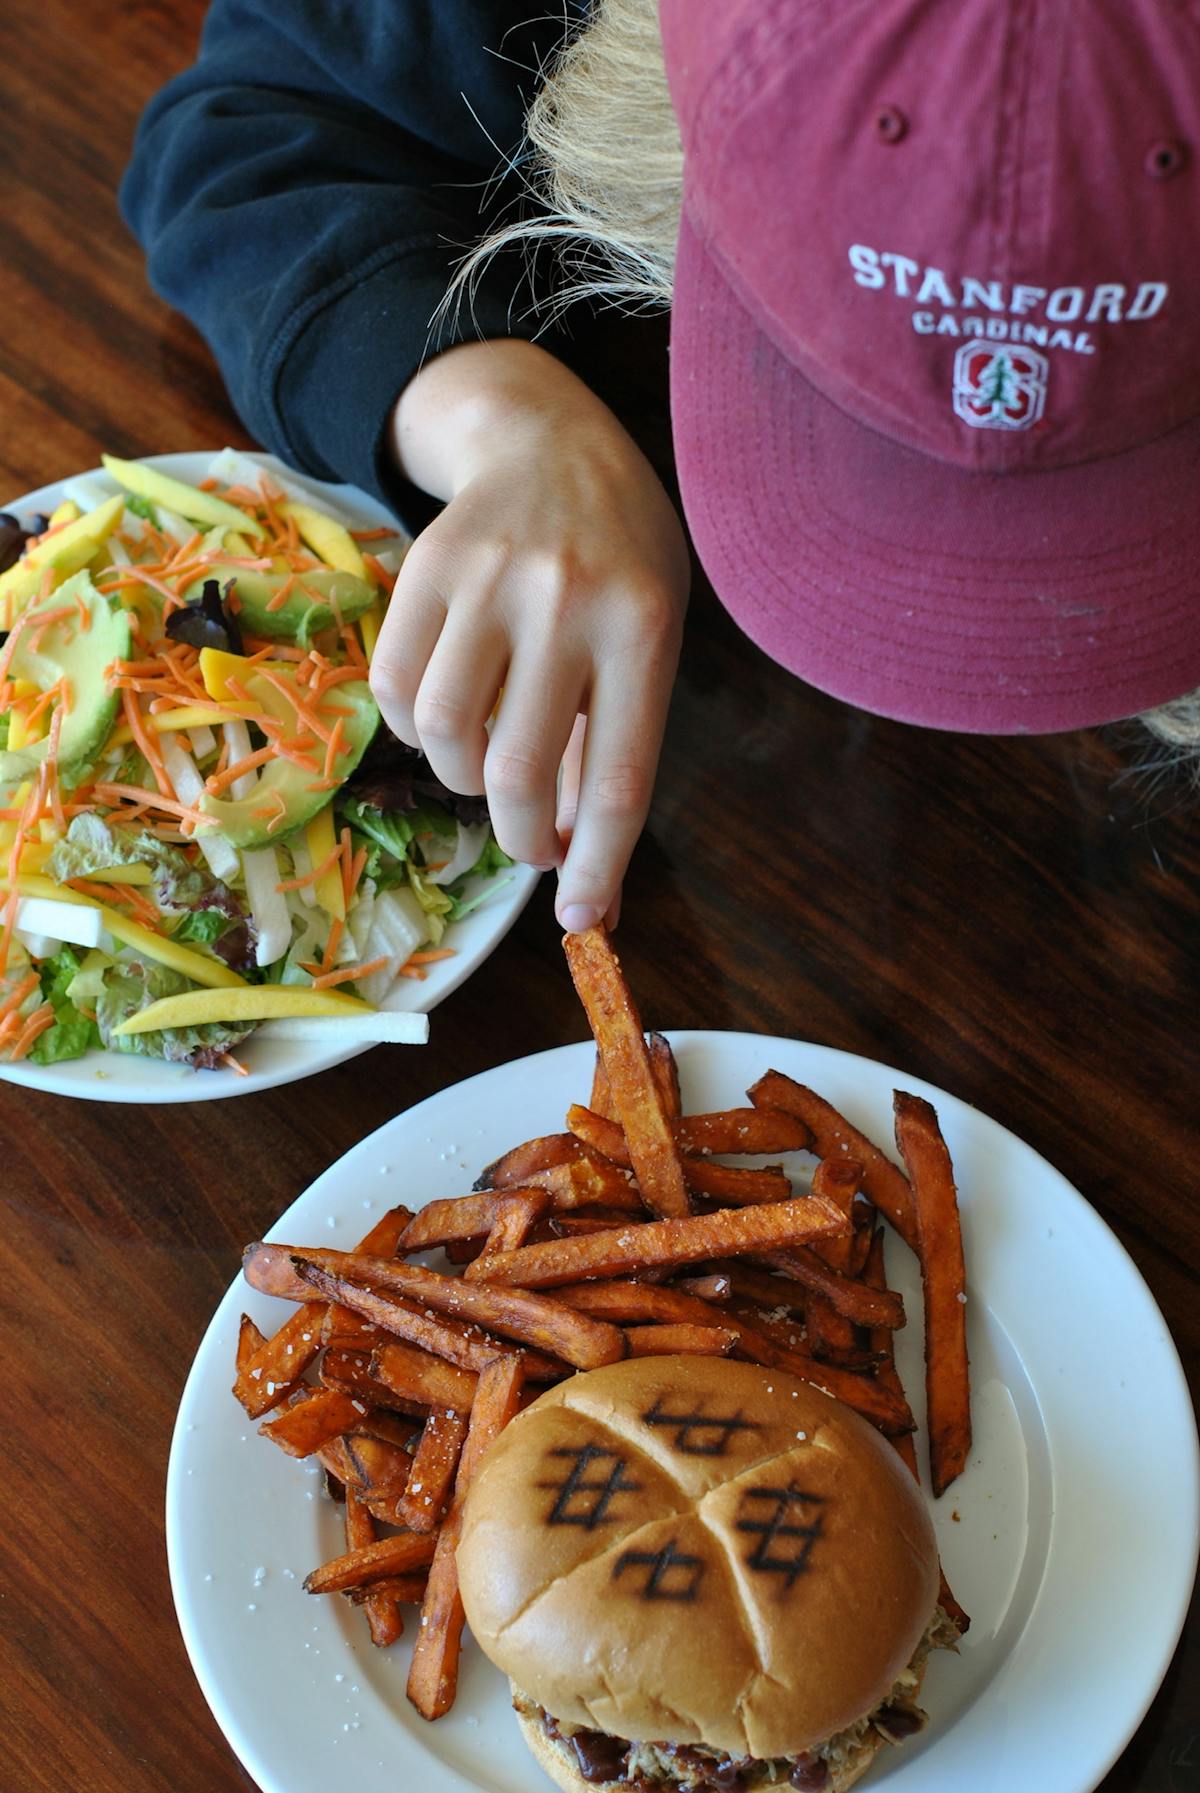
[457,1355,939,1765]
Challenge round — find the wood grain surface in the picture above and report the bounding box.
[0,4,1196,1790]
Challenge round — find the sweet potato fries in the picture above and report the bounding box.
[232,921,972,1720]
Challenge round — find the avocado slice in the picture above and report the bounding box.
[0,570,131,788]
[196,678,380,848]
[183,562,376,648]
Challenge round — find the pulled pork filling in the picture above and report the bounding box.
[515,1607,960,1793]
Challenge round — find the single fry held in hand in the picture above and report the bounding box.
[233,920,972,1722]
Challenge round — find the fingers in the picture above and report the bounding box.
[556,713,587,839]
[368,554,446,748]
[484,654,587,870]
[413,608,508,798]
[369,519,680,910]
[370,535,505,795]
[555,638,675,931]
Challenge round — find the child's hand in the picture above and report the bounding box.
[373,340,689,931]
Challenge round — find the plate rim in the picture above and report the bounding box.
[166,1030,1200,1793]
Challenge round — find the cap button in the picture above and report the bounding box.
[1145,138,1188,179]
[874,105,908,145]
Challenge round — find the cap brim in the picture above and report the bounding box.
[670,213,1200,733]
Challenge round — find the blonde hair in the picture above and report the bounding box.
[442,0,681,325]
[450,0,1200,762]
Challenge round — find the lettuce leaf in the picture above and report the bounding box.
[342,732,489,825]
[173,909,231,946]
[27,944,102,1064]
[95,956,253,1067]
[47,815,255,972]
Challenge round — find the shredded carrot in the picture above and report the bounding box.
[320,664,371,690]
[198,552,273,573]
[210,482,262,506]
[345,844,368,904]
[309,955,387,990]
[68,877,142,911]
[264,574,299,613]
[395,964,427,979]
[111,658,176,679]
[29,516,74,548]
[23,676,65,731]
[121,687,171,797]
[28,606,78,653]
[321,915,345,970]
[160,647,208,699]
[62,865,154,918]
[0,970,41,1020]
[363,552,395,592]
[0,611,43,685]
[106,566,191,606]
[109,675,195,699]
[218,1051,250,1075]
[91,782,211,828]
[275,843,343,892]
[164,530,205,569]
[204,744,275,795]
[322,717,347,786]
[352,527,400,542]
[406,949,456,964]
[253,667,334,741]
[6,1001,57,1061]
[339,618,369,661]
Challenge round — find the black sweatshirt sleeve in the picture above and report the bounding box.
[120,0,590,527]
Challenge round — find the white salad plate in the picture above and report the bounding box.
[166,1033,1199,1793]
[0,451,538,1101]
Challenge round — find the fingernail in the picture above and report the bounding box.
[559,903,602,933]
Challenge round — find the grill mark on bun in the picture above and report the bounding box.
[541,1442,644,1529]
[640,1396,760,1457]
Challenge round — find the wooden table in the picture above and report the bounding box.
[1,4,1196,1788]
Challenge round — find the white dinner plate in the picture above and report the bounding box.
[0,452,538,1101]
[166,1033,1199,1793]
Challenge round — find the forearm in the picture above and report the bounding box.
[390,340,640,501]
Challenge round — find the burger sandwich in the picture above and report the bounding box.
[457,1355,958,1793]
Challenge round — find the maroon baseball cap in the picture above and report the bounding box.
[661,0,1200,732]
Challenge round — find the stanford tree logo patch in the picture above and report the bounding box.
[952,343,1048,430]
